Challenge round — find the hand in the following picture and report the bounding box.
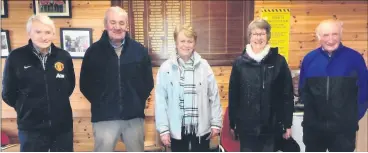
[230,128,237,140]
[210,128,220,138]
[160,133,171,146]
[283,128,292,139]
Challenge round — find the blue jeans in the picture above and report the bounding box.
[18,129,73,152]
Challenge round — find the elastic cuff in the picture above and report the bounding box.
[284,124,292,129]
[160,130,170,136]
[211,125,221,130]
[230,122,235,130]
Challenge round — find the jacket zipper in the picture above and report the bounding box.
[325,54,332,129]
[260,67,266,104]
[259,66,263,104]
[326,76,330,129]
[118,56,123,112]
[262,66,266,89]
[326,77,330,101]
[247,86,250,105]
[258,66,266,132]
[44,73,51,127]
[41,59,51,127]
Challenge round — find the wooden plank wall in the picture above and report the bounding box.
[254,1,368,67]
[1,0,367,151]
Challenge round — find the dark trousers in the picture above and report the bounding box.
[18,129,73,152]
[239,133,274,152]
[304,128,356,152]
[170,129,211,152]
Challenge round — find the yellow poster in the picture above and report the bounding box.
[261,8,290,62]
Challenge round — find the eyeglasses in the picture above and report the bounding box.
[251,33,267,37]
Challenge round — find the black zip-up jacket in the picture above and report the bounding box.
[80,31,154,122]
[228,47,294,135]
[2,40,75,132]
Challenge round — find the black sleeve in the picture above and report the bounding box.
[299,60,316,125]
[278,57,294,129]
[228,59,240,130]
[141,49,154,102]
[79,48,96,103]
[2,55,18,108]
[66,55,75,96]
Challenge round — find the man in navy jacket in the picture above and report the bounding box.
[79,6,154,152]
[299,19,368,152]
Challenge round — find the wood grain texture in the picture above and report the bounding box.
[1,0,367,151]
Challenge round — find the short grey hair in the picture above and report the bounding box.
[104,6,128,26]
[247,18,271,42]
[315,19,343,40]
[26,14,55,34]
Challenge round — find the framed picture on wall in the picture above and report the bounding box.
[60,28,92,58]
[1,29,11,57]
[33,0,72,18]
[1,0,8,18]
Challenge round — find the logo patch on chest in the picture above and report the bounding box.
[54,62,64,72]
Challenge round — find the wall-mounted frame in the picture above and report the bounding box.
[60,28,92,58]
[1,0,8,18]
[33,0,72,18]
[1,29,11,57]
[112,0,255,66]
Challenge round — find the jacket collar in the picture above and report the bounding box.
[245,44,271,62]
[319,42,344,58]
[99,30,131,55]
[242,47,278,65]
[27,39,57,56]
[100,30,130,46]
[169,51,202,68]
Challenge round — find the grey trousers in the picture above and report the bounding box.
[92,118,144,152]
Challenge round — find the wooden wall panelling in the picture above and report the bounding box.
[1,0,368,151]
[255,0,367,68]
[357,112,368,151]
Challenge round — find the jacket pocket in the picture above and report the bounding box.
[56,78,69,95]
[122,80,145,115]
[195,72,207,95]
[127,87,145,117]
[122,62,141,80]
[98,83,108,103]
[17,97,46,124]
[15,92,28,120]
[132,84,145,111]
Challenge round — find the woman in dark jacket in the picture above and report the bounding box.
[228,18,294,152]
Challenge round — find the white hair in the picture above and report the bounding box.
[104,6,128,27]
[315,19,343,40]
[26,14,56,34]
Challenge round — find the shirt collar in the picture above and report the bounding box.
[109,39,125,49]
[32,44,51,56]
[320,43,343,57]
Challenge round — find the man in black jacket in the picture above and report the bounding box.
[2,14,75,152]
[228,19,294,151]
[80,7,154,152]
